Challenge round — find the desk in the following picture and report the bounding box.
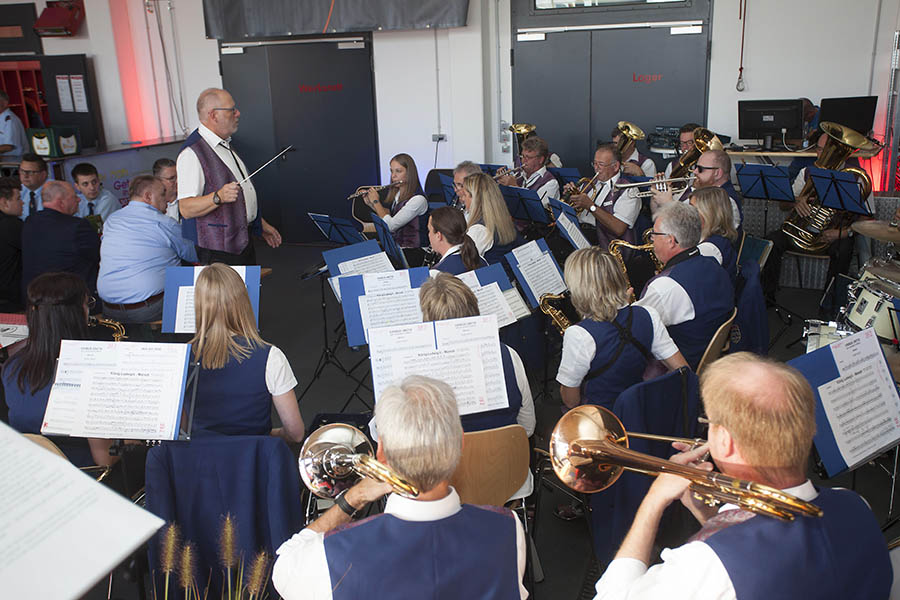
[728,147,882,163]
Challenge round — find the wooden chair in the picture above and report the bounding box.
[696,307,738,375]
[450,424,530,506]
[737,235,774,269]
[22,433,67,459]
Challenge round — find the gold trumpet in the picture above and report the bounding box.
[550,405,824,521]
[614,176,695,198]
[493,165,526,181]
[299,423,419,499]
[561,171,603,217]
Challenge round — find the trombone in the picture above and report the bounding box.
[549,405,823,521]
[614,176,694,198]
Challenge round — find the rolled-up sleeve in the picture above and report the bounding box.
[272,529,333,600]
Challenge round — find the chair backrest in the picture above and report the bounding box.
[23,433,67,459]
[696,307,738,375]
[735,229,746,263]
[450,425,529,506]
[738,235,774,269]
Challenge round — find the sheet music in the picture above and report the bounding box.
[337,252,393,276]
[455,270,479,288]
[358,289,423,343]
[503,288,532,320]
[0,422,164,599]
[369,315,508,416]
[518,254,566,299]
[511,240,543,263]
[558,215,591,250]
[42,341,191,440]
[470,282,516,328]
[818,329,900,469]
[0,324,28,348]
[174,286,194,334]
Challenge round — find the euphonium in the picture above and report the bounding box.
[782,122,880,253]
[670,127,723,181]
[550,405,824,521]
[615,121,646,157]
[539,290,581,334]
[299,423,419,499]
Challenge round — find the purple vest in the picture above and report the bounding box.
[186,139,249,254]
[628,151,652,171]
[518,168,556,198]
[389,193,421,248]
[594,177,637,250]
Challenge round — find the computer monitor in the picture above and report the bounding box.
[738,99,804,150]
[818,96,878,137]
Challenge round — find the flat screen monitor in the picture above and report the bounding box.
[818,96,878,136]
[738,99,804,150]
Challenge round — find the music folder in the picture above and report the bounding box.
[322,240,395,303]
[436,173,458,206]
[371,214,409,270]
[308,212,368,245]
[479,164,506,177]
[455,263,531,326]
[735,164,794,202]
[548,198,591,251]
[338,267,431,347]
[808,167,871,215]
[498,184,551,224]
[162,266,261,334]
[505,239,567,308]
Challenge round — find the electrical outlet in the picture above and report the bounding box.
[432,134,447,142]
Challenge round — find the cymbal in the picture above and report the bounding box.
[861,259,900,284]
[851,220,900,243]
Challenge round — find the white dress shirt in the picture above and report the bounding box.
[556,305,678,388]
[467,222,492,255]
[626,149,658,178]
[380,190,427,233]
[697,241,723,265]
[593,480,818,600]
[272,487,528,600]
[0,108,28,157]
[176,123,258,223]
[577,172,641,228]
[522,166,560,206]
[165,200,181,222]
[635,268,695,327]
[793,166,875,220]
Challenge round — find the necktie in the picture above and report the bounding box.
[88,202,95,216]
[223,141,247,179]
[29,190,36,214]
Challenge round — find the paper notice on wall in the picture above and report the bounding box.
[55,75,74,112]
[70,74,89,113]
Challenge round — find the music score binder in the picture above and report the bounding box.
[466,263,532,323]
[322,239,385,276]
[808,167,871,215]
[339,267,431,347]
[371,214,409,270]
[499,184,550,224]
[735,164,794,202]
[162,266,261,334]
[308,212,367,245]
[505,238,567,308]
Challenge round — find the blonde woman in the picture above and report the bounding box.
[556,247,688,410]
[190,263,305,442]
[690,186,738,285]
[461,172,524,265]
[364,153,428,248]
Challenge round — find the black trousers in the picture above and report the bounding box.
[196,241,257,266]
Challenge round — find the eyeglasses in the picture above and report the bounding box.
[159,174,177,182]
[692,164,718,173]
[648,230,678,244]
[86,296,97,309]
[592,160,617,168]
[520,153,542,162]
[212,106,238,114]
[453,182,465,190]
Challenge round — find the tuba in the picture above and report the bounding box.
[539,291,581,334]
[670,126,723,181]
[782,122,880,253]
[609,229,664,299]
[299,423,419,499]
[615,121,646,158]
[550,405,824,521]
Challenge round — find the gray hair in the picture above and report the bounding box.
[657,201,701,249]
[196,87,226,120]
[374,375,463,493]
[454,160,482,178]
[41,180,72,205]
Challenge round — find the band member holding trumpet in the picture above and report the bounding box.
[496,136,560,206]
[557,247,687,411]
[593,353,891,599]
[566,143,641,248]
[364,153,428,248]
[273,375,527,600]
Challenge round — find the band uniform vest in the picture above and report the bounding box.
[594,176,637,251]
[389,192,427,248]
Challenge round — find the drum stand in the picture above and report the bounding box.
[296,272,373,411]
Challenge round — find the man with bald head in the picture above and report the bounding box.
[593,352,891,599]
[177,87,282,265]
[21,180,100,295]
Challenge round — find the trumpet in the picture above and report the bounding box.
[550,405,823,521]
[347,181,403,201]
[299,423,419,499]
[493,165,526,181]
[614,176,694,198]
[560,171,603,217]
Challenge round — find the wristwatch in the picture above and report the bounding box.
[335,490,360,518]
[213,192,222,205]
[589,204,597,213]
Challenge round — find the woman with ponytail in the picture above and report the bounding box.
[428,206,487,275]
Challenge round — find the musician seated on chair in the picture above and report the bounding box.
[188,263,305,443]
[97,175,198,324]
[428,206,487,275]
[557,247,687,412]
[636,202,733,371]
[2,272,116,467]
[453,160,482,214]
[565,143,641,249]
[689,187,738,286]
[496,136,560,206]
[612,126,657,178]
[272,375,528,600]
[593,352,892,599]
[462,172,525,266]
[363,153,428,248]
[663,123,702,179]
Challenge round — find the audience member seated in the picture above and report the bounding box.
[428,206,487,275]
[153,157,180,222]
[689,187,738,286]
[636,202,733,370]
[273,375,527,600]
[364,153,428,248]
[464,172,524,265]
[0,177,23,311]
[593,353,891,599]
[21,180,100,297]
[1,273,115,467]
[18,152,48,221]
[71,162,120,226]
[419,272,535,436]
[189,263,305,443]
[496,136,560,206]
[97,175,198,324]
[557,247,687,411]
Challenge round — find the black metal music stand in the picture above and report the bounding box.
[499,185,550,225]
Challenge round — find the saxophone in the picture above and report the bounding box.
[88,316,127,342]
[539,291,581,335]
[608,229,663,300]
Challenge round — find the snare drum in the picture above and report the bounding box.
[846,279,900,341]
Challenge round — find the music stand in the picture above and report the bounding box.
[309,213,367,245]
[808,167,872,216]
[499,184,550,225]
[548,167,582,187]
[479,163,506,177]
[371,214,409,270]
[436,173,458,206]
[548,197,578,222]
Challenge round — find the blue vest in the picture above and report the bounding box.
[324,504,520,599]
[461,344,522,432]
[484,230,525,266]
[578,306,654,410]
[433,250,487,276]
[192,340,271,436]
[705,234,737,286]
[706,487,892,600]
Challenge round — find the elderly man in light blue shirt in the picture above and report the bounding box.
[98,174,197,323]
[0,90,28,158]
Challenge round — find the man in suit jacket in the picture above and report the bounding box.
[21,180,100,297]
